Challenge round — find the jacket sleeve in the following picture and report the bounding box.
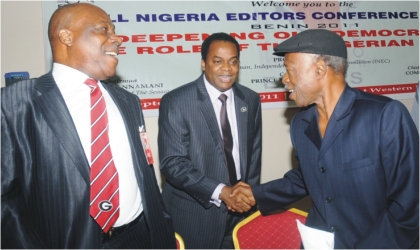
[354,100,419,248]
[1,99,45,248]
[158,94,220,208]
[252,167,309,215]
[252,114,309,215]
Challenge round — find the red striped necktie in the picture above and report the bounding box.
[85,78,119,233]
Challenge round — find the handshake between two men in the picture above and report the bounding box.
[219,181,256,213]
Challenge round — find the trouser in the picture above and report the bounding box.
[102,213,152,249]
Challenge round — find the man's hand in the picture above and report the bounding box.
[219,181,255,213]
[230,181,255,207]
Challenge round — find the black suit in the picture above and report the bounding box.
[158,75,262,248]
[1,72,176,248]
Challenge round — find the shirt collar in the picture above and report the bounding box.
[52,63,93,92]
[203,74,234,105]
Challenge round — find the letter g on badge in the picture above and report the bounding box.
[99,201,113,212]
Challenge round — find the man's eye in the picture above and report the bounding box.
[214,61,221,64]
[230,60,237,65]
[98,27,108,32]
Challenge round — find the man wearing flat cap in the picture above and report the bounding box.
[232,29,419,248]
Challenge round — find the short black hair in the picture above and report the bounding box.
[201,32,240,61]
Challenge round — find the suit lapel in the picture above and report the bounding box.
[34,72,90,184]
[303,108,343,157]
[318,85,356,158]
[196,77,226,163]
[233,85,248,178]
[303,107,322,150]
[318,116,343,159]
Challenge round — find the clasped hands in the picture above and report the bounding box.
[219,181,255,213]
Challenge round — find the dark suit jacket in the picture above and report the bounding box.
[253,85,419,248]
[158,75,262,248]
[1,72,176,248]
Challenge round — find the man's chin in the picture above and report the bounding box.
[216,83,235,92]
[102,69,117,81]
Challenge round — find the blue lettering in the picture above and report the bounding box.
[207,13,220,21]
[187,13,199,21]
[118,14,129,22]
[312,12,323,20]
[226,13,237,20]
[174,14,185,21]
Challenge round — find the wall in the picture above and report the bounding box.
[1,1,415,212]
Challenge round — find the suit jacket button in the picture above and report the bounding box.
[320,167,326,173]
[325,197,332,203]
[330,227,336,233]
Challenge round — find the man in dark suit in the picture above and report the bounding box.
[158,32,262,248]
[232,29,419,248]
[1,3,175,248]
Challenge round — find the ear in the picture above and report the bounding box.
[58,29,73,46]
[315,59,327,80]
[201,59,206,71]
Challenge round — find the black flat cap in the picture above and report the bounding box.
[273,29,347,59]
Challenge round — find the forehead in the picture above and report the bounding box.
[73,5,112,26]
[208,41,238,56]
[285,52,301,61]
[285,53,314,66]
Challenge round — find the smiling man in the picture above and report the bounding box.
[232,29,419,248]
[1,3,175,248]
[158,32,262,248]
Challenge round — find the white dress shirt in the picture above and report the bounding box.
[53,63,142,227]
[203,75,241,206]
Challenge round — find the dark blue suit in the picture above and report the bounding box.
[253,85,419,248]
[1,72,176,248]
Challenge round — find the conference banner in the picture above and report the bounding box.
[42,1,419,116]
